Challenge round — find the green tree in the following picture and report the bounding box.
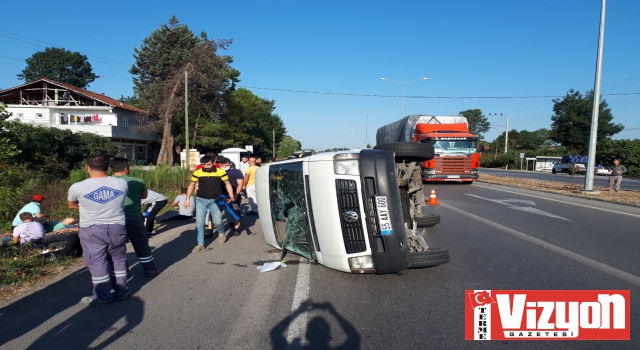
[197,88,285,157]
[277,136,302,158]
[550,89,623,153]
[0,104,21,161]
[130,15,239,164]
[493,128,551,150]
[459,109,490,140]
[17,47,98,88]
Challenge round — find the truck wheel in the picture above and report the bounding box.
[552,168,557,174]
[408,248,450,268]
[415,214,440,227]
[373,142,435,162]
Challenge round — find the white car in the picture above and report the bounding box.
[595,165,612,176]
[255,147,449,274]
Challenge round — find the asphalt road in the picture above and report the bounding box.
[2,186,640,349]
[481,167,640,192]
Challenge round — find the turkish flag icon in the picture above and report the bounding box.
[468,291,496,308]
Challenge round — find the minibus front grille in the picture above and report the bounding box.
[364,177,380,237]
[335,179,367,254]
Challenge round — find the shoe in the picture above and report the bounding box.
[604,188,611,191]
[192,245,204,253]
[614,189,619,192]
[81,296,113,307]
[144,269,159,277]
[218,234,226,244]
[115,290,131,301]
[233,230,241,237]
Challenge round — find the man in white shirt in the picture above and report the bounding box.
[238,155,250,175]
[10,212,45,245]
[141,189,168,235]
[162,188,195,221]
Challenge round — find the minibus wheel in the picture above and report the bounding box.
[373,142,434,162]
[408,248,450,268]
[415,214,440,227]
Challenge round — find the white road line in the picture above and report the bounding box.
[285,261,311,350]
[473,183,640,219]
[440,202,640,287]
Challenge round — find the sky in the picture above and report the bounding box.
[1,0,639,151]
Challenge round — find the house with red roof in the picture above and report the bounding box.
[0,79,157,164]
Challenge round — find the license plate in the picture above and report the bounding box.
[447,175,460,179]
[375,196,393,235]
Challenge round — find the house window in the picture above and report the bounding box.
[122,115,129,128]
[17,113,24,119]
[35,113,43,119]
[60,113,68,125]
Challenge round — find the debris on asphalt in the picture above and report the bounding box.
[256,261,287,273]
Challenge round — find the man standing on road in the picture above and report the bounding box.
[606,159,628,192]
[219,156,244,235]
[110,158,159,277]
[238,155,250,175]
[243,157,259,215]
[68,155,130,306]
[185,155,235,251]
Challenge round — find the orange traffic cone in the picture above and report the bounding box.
[426,188,440,205]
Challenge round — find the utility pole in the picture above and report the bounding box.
[505,114,509,154]
[489,113,509,153]
[184,69,189,170]
[584,0,607,192]
[272,129,276,158]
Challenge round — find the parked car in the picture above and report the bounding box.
[594,164,612,176]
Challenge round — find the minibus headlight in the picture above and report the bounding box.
[334,160,359,175]
[348,255,375,273]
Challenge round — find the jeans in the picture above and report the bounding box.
[195,197,225,245]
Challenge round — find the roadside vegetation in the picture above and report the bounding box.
[478,174,640,206]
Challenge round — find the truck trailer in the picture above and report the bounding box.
[376,115,483,183]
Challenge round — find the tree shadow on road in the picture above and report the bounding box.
[270,300,361,350]
[0,221,197,348]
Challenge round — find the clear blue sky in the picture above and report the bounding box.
[1,0,639,151]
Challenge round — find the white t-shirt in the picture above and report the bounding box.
[67,177,128,227]
[173,194,195,216]
[142,190,168,205]
[13,221,45,244]
[238,161,250,175]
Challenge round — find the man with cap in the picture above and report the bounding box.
[68,155,130,306]
[12,194,49,232]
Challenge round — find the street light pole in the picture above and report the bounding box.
[585,0,607,192]
[379,77,428,118]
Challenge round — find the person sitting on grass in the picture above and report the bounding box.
[11,194,49,232]
[10,212,45,246]
[161,188,195,221]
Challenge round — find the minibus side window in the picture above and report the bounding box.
[268,161,316,261]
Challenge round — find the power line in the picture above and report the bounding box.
[0,31,130,69]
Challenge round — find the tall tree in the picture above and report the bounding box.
[493,128,551,150]
[17,47,98,88]
[459,109,490,140]
[197,88,286,157]
[130,16,239,164]
[277,135,301,158]
[550,89,623,153]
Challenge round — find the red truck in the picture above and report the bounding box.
[376,115,484,184]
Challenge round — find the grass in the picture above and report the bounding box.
[0,164,192,294]
[0,244,76,287]
[478,174,640,206]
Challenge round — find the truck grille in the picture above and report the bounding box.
[435,157,472,175]
[335,179,367,254]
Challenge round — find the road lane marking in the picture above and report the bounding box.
[473,183,640,219]
[440,202,640,287]
[466,194,571,221]
[285,260,311,349]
